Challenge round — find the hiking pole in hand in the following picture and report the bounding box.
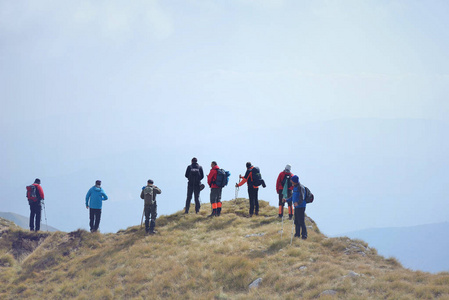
[140,207,145,229]
[281,214,284,240]
[290,210,295,245]
[42,200,48,232]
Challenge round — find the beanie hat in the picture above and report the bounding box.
[246,162,252,168]
[34,178,41,184]
[147,179,154,184]
[291,175,299,184]
[285,164,291,172]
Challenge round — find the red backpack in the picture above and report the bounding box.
[26,185,39,202]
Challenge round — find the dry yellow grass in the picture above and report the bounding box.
[1,199,449,299]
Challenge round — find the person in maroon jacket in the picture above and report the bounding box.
[276,165,294,219]
[207,161,222,217]
[27,178,45,232]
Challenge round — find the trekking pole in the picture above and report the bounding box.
[290,210,295,245]
[42,200,48,232]
[140,207,145,228]
[235,176,241,204]
[281,214,284,239]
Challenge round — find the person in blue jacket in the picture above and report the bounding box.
[283,175,307,240]
[85,180,108,233]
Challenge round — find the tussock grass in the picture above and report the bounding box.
[1,199,449,299]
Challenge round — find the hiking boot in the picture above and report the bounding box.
[301,236,307,240]
[278,214,283,218]
[289,215,293,220]
[184,210,189,214]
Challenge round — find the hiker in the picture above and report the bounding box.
[276,164,294,220]
[283,175,307,240]
[236,162,266,217]
[26,178,45,232]
[140,179,162,234]
[85,180,108,233]
[207,161,223,217]
[184,157,204,214]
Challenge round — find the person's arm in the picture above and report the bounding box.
[102,190,108,201]
[140,190,145,199]
[153,186,162,194]
[207,170,213,186]
[37,185,45,200]
[85,189,91,208]
[276,173,282,192]
[185,166,190,179]
[199,166,204,181]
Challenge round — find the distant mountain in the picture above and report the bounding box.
[340,222,449,273]
[0,211,59,232]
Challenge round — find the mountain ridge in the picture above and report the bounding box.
[1,200,449,299]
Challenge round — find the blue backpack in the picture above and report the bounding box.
[215,169,231,188]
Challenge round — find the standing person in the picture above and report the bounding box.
[283,175,307,240]
[236,162,265,217]
[207,161,222,217]
[85,180,108,233]
[140,179,162,234]
[184,157,204,214]
[26,178,45,232]
[276,164,294,220]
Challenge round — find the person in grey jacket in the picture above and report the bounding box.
[140,179,162,234]
[85,180,108,233]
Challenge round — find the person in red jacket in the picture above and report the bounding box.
[27,178,45,232]
[276,164,294,219]
[207,161,222,217]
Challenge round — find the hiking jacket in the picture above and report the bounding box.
[140,184,162,204]
[32,183,45,201]
[276,171,294,193]
[85,186,108,209]
[185,163,204,184]
[285,184,306,208]
[237,167,259,189]
[207,165,220,188]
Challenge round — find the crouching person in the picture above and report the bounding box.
[140,179,162,235]
[283,175,307,240]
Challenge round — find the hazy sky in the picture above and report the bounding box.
[1,0,448,235]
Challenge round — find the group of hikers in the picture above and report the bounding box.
[26,158,313,239]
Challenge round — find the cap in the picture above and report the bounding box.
[34,178,41,184]
[95,180,101,185]
[291,175,299,184]
[285,164,291,172]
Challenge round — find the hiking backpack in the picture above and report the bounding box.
[26,185,39,202]
[304,186,314,203]
[189,165,201,184]
[281,173,292,190]
[215,169,231,188]
[251,167,264,186]
[143,186,154,205]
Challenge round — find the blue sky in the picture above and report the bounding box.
[1,0,448,234]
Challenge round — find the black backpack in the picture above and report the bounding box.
[281,173,292,189]
[189,165,201,184]
[251,167,263,186]
[215,169,231,188]
[304,186,314,203]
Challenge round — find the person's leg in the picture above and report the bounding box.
[35,204,41,231]
[287,190,293,220]
[185,183,193,213]
[144,203,150,233]
[294,207,301,237]
[278,193,284,218]
[29,204,36,231]
[216,188,223,216]
[94,209,102,232]
[248,188,255,216]
[89,208,95,232]
[149,202,157,233]
[209,188,218,216]
[193,184,201,213]
[254,188,259,215]
[299,207,307,239]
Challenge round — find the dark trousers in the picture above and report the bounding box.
[294,207,307,238]
[144,202,157,232]
[278,191,293,216]
[248,187,259,215]
[89,208,102,232]
[210,187,222,204]
[186,182,201,213]
[29,202,41,231]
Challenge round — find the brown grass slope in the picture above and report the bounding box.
[1,199,449,299]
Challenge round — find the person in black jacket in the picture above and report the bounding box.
[184,157,204,214]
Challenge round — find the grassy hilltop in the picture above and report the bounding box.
[1,199,449,299]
